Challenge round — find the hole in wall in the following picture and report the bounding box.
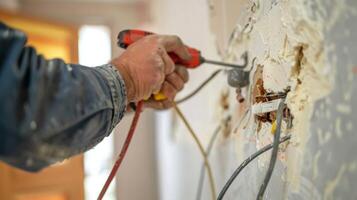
[250,64,293,132]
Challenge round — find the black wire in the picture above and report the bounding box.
[176,69,222,104]
[217,102,288,200]
[256,100,285,200]
[196,125,222,200]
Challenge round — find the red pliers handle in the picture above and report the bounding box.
[117,29,204,69]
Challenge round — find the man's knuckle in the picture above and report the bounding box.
[181,69,189,82]
[177,82,184,90]
[174,69,188,83]
[175,35,184,45]
[154,56,164,68]
[167,65,175,74]
[185,72,189,82]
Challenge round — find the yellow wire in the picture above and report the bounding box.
[173,102,217,200]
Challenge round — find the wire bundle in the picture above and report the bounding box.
[217,135,290,200]
[217,100,289,200]
[256,100,286,200]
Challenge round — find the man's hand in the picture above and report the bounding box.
[112,34,191,104]
[143,65,189,109]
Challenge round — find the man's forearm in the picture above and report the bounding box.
[0,22,127,172]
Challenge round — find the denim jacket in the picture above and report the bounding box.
[0,22,127,172]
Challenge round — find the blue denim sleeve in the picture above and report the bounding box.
[0,22,127,172]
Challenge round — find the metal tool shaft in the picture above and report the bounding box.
[204,59,246,69]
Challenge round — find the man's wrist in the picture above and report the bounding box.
[111,59,135,102]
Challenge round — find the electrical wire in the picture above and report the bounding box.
[97,101,144,200]
[256,100,285,200]
[217,100,287,200]
[173,102,217,200]
[176,69,222,104]
[196,125,222,200]
[129,70,221,111]
[216,134,291,200]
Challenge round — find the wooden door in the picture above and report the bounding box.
[0,9,84,200]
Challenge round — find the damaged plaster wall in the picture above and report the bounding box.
[227,0,333,193]
[152,0,357,199]
[222,0,357,199]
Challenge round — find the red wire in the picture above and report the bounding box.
[97,101,144,200]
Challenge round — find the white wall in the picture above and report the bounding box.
[149,0,241,199]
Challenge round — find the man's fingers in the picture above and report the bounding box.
[159,35,192,61]
[159,48,175,75]
[152,72,164,95]
[143,99,173,110]
[154,48,166,72]
[149,53,166,95]
[166,72,185,91]
[160,81,177,100]
[174,66,189,83]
